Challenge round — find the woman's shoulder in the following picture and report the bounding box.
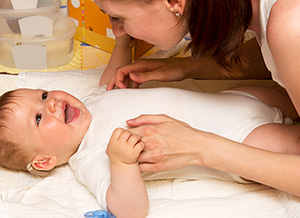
[266,0,300,51]
[268,0,300,35]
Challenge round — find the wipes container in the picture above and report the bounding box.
[0,0,61,15]
[0,13,76,69]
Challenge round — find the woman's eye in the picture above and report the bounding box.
[42,92,48,101]
[36,113,42,126]
[110,16,121,22]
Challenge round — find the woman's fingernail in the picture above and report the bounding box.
[130,73,139,81]
[126,119,135,123]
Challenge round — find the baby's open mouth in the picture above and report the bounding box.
[64,103,79,123]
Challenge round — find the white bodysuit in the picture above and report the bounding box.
[69,87,285,209]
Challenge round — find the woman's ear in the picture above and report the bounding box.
[31,155,57,171]
[166,0,186,16]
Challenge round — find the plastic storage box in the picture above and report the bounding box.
[0,0,60,15]
[0,13,76,69]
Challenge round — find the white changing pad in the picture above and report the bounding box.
[0,69,300,218]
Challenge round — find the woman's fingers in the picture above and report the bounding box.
[129,68,168,83]
[107,58,188,89]
[107,75,116,90]
[126,114,173,127]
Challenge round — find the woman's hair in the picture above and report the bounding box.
[102,0,252,76]
[184,0,253,77]
[0,90,32,171]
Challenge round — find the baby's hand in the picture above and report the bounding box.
[106,128,144,165]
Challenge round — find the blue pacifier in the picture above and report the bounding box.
[84,210,115,218]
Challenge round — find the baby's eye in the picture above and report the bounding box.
[42,92,48,101]
[36,113,42,126]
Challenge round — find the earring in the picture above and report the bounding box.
[175,12,181,17]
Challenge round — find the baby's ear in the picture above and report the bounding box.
[31,155,57,171]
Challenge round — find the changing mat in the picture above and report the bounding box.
[0,69,299,218]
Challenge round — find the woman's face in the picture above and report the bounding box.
[94,0,189,50]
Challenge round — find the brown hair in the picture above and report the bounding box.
[184,0,252,77]
[100,0,252,76]
[0,90,33,171]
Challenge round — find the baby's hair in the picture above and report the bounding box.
[0,90,33,171]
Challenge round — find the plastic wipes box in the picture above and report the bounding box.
[0,0,61,15]
[0,13,76,69]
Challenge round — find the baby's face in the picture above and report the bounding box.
[7,89,92,165]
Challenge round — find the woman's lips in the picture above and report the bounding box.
[65,104,80,123]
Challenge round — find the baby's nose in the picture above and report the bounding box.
[47,98,57,113]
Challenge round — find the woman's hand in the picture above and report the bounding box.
[107,57,192,90]
[126,114,204,172]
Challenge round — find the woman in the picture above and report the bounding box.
[94,0,300,197]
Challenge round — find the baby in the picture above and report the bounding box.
[0,72,299,218]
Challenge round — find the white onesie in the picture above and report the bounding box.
[69,87,285,209]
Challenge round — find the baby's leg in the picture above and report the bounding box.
[228,85,298,120]
[243,123,300,155]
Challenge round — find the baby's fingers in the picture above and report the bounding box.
[127,133,142,145]
[134,141,145,153]
[128,134,145,156]
[110,128,126,140]
[118,129,134,141]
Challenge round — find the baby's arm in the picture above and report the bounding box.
[99,34,135,87]
[106,128,148,218]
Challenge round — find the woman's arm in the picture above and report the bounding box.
[210,123,300,196]
[267,0,300,116]
[99,34,135,87]
[126,84,300,196]
[107,57,198,90]
[127,114,300,197]
[107,38,271,90]
[106,128,148,218]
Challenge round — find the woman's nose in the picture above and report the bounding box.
[46,98,57,113]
